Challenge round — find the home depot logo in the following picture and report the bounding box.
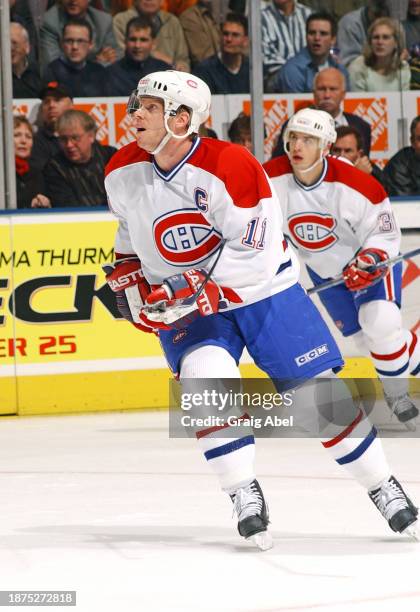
[114,103,137,147]
[344,97,388,152]
[243,99,288,159]
[12,103,29,117]
[74,102,109,144]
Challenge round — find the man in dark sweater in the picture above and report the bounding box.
[331,125,387,190]
[105,16,171,97]
[384,115,420,196]
[31,83,74,171]
[44,109,116,207]
[193,12,249,94]
[42,18,107,97]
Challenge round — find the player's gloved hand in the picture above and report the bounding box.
[103,257,156,334]
[343,248,389,291]
[140,268,241,331]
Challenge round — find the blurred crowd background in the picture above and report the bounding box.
[8,0,420,208]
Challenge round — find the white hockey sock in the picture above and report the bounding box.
[294,376,391,490]
[198,432,256,491]
[321,409,390,489]
[359,301,410,395]
[180,345,256,492]
[406,329,420,376]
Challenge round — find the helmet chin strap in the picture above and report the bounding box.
[297,150,324,174]
[151,112,193,156]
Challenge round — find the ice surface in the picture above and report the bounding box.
[0,410,419,612]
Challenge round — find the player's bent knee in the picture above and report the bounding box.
[180,344,240,379]
[358,300,402,342]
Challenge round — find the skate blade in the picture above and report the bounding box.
[402,521,419,542]
[248,530,273,551]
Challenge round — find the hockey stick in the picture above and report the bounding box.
[144,238,227,313]
[307,246,420,295]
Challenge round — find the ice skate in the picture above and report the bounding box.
[230,479,273,550]
[384,393,419,431]
[369,475,419,541]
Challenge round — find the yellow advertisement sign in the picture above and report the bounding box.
[0,217,17,415]
[0,212,170,415]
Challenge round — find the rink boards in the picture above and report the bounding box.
[0,206,419,416]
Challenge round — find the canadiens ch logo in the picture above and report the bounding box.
[153,209,222,266]
[288,212,338,251]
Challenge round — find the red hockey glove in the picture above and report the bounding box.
[343,248,389,292]
[140,268,242,330]
[103,257,156,334]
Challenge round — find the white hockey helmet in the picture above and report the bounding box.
[284,108,337,150]
[127,70,211,135]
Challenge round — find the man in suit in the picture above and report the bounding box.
[271,67,371,158]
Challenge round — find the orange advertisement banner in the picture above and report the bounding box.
[293,99,314,113]
[344,97,388,152]
[243,99,288,158]
[73,102,110,145]
[113,102,137,148]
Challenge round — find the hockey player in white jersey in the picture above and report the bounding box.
[104,71,418,549]
[264,107,420,429]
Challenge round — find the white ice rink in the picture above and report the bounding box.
[1,409,419,612]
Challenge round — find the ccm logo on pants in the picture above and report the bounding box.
[295,344,329,366]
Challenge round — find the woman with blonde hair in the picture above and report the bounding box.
[348,17,411,91]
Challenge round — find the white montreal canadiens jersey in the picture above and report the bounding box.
[264,155,401,279]
[105,137,299,307]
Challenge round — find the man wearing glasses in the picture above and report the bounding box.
[40,0,119,67]
[193,13,250,94]
[42,18,108,98]
[43,109,116,207]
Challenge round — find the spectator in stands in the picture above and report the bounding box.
[163,0,197,15]
[105,16,171,96]
[403,0,420,52]
[228,112,252,152]
[42,19,108,98]
[348,17,410,91]
[14,115,50,209]
[337,0,391,67]
[40,0,119,68]
[331,125,386,186]
[313,68,371,151]
[113,0,190,70]
[10,0,39,62]
[300,1,365,22]
[274,11,349,92]
[11,22,42,98]
[271,67,371,157]
[193,13,249,93]
[179,1,220,68]
[383,115,420,195]
[199,124,218,138]
[302,1,409,22]
[44,110,116,207]
[261,0,313,92]
[31,83,74,171]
